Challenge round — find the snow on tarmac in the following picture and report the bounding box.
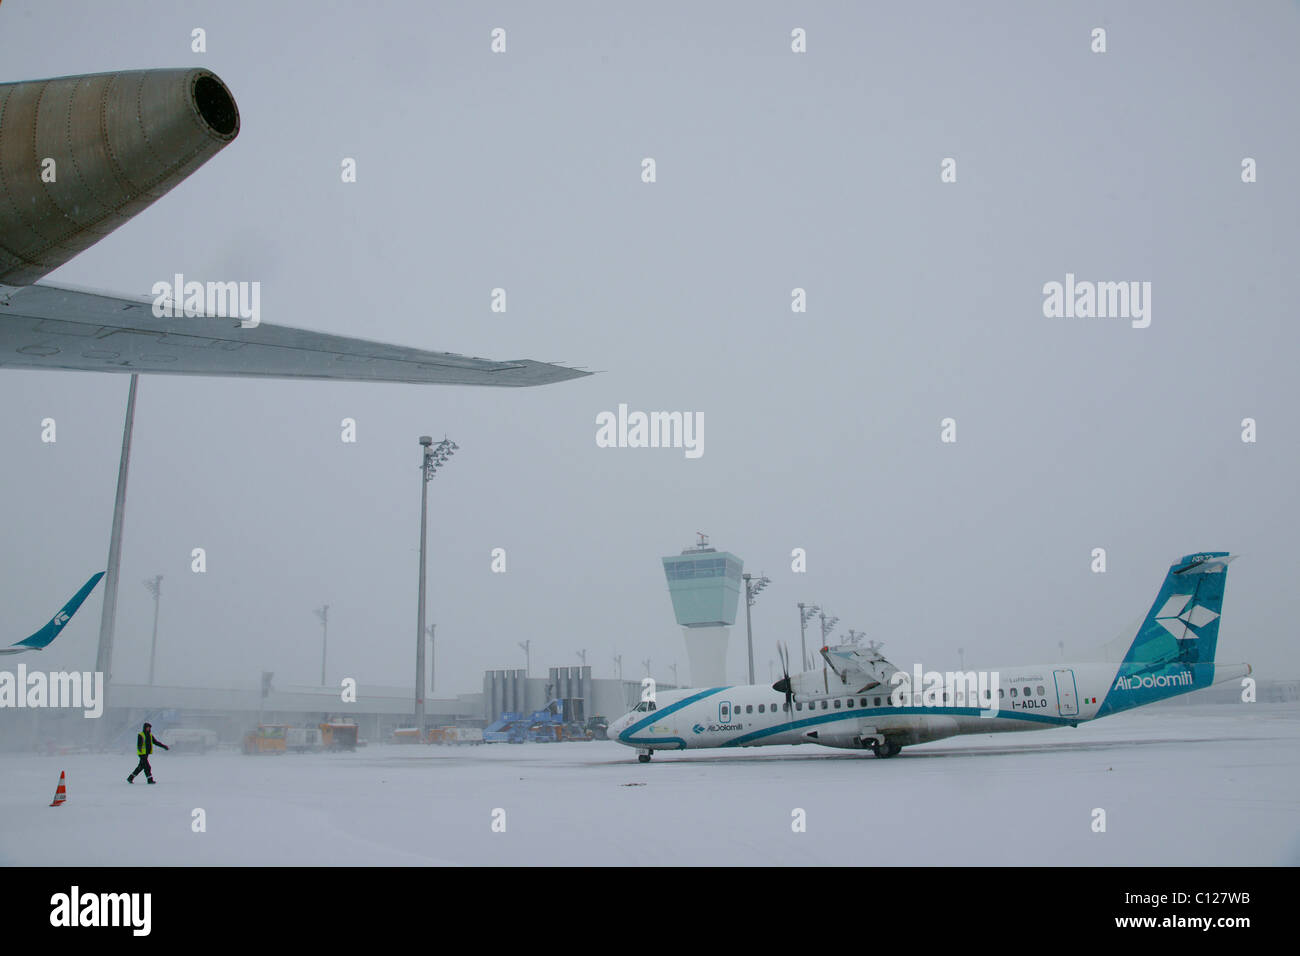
[2,704,1297,866]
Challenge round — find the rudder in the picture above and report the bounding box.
[1096,552,1234,715]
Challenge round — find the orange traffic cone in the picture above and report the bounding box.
[49,770,67,807]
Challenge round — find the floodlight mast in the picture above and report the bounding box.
[798,603,820,671]
[315,605,329,686]
[144,575,162,685]
[416,435,457,731]
[743,573,771,684]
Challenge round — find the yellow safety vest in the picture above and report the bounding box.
[137,732,150,756]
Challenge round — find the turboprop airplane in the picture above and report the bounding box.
[0,572,105,656]
[0,68,586,387]
[609,552,1250,762]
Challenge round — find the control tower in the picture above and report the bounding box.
[661,534,743,686]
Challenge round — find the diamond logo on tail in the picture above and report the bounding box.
[1154,594,1218,640]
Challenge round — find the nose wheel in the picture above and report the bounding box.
[871,739,902,758]
[637,750,652,764]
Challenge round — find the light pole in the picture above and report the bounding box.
[669,661,678,687]
[846,629,865,646]
[798,603,820,672]
[315,605,329,686]
[427,623,436,694]
[642,658,652,678]
[519,639,531,676]
[143,575,162,685]
[742,573,771,685]
[613,654,623,681]
[818,611,839,666]
[96,373,140,733]
[416,435,458,731]
[576,649,587,666]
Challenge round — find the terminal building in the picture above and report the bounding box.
[662,535,743,686]
[480,667,645,725]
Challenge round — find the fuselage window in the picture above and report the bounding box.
[758,704,765,713]
[821,700,829,710]
[796,702,803,711]
[998,688,1005,699]
[746,704,753,714]
[1010,687,1018,698]
[872,697,880,707]
[1037,685,1045,695]
[834,699,842,709]
[847,698,854,708]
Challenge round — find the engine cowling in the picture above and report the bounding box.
[0,69,239,285]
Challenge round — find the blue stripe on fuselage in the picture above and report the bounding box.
[718,705,1077,747]
[618,686,729,748]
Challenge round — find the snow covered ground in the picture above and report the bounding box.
[2,703,1296,866]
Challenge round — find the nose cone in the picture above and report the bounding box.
[608,714,628,741]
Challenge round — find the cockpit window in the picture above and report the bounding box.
[633,700,657,712]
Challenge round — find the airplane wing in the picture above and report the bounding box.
[789,643,900,699]
[0,282,590,386]
[0,571,105,656]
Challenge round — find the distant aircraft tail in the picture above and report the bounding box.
[0,572,105,655]
[1096,553,1243,716]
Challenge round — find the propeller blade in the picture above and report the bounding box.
[773,641,795,711]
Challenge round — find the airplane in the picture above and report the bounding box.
[0,572,105,656]
[0,67,588,387]
[609,552,1250,762]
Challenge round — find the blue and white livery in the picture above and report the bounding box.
[609,553,1250,762]
[0,572,105,656]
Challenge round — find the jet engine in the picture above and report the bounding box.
[0,69,239,285]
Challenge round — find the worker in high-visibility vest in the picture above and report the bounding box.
[127,721,169,784]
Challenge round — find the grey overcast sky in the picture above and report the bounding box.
[1,0,1297,696]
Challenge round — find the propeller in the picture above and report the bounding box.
[772,643,795,712]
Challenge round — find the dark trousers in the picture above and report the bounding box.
[129,755,153,781]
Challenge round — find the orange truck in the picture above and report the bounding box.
[242,724,289,754]
[319,722,359,751]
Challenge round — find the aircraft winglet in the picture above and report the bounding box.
[1,572,105,655]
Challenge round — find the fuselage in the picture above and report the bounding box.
[611,553,1247,760]
[609,660,1247,756]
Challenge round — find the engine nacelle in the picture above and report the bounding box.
[803,729,874,749]
[0,69,239,285]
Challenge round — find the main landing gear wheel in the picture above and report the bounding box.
[637,751,652,763]
[871,740,902,759]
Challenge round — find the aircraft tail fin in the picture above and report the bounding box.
[1097,553,1237,714]
[5,572,105,653]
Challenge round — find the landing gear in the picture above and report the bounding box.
[871,739,902,759]
[637,751,652,764]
